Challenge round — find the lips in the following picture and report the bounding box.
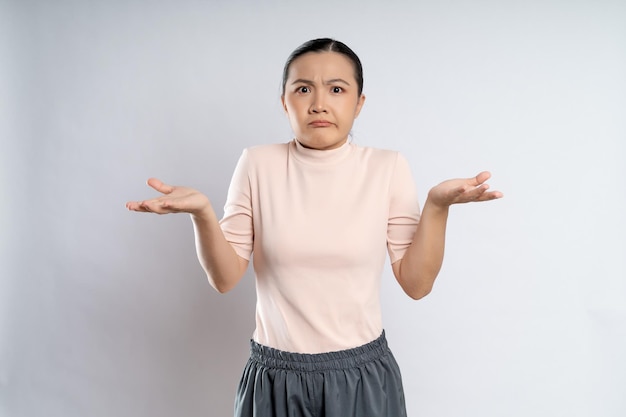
[309,120,333,127]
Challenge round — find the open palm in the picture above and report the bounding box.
[125,178,211,216]
[428,171,503,207]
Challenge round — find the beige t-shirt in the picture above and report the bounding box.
[220,139,420,353]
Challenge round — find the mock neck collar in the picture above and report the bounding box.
[291,138,353,165]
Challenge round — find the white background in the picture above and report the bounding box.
[1,0,625,416]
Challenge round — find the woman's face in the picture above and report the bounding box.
[282,52,365,150]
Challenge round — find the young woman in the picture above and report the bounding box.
[126,38,502,417]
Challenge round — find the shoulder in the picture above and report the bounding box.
[244,142,290,160]
[234,142,290,171]
[352,145,415,187]
[352,144,407,168]
[234,142,291,177]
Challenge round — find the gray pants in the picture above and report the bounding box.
[234,331,407,417]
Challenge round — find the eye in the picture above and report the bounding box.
[297,86,311,94]
[331,86,343,94]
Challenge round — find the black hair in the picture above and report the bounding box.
[281,38,364,96]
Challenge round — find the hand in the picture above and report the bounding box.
[428,171,503,208]
[125,178,212,217]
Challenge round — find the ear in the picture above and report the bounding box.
[354,94,366,119]
[281,95,288,113]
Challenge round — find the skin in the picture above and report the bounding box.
[393,172,502,299]
[126,178,248,293]
[126,51,503,297]
[281,52,365,150]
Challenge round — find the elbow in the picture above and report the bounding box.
[400,272,435,300]
[208,276,237,294]
[204,255,248,294]
[405,285,433,300]
[213,284,233,294]
[395,259,440,301]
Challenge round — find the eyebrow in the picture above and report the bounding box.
[291,78,351,86]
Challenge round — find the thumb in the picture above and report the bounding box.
[147,178,174,194]
[471,171,491,186]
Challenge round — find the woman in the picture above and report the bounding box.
[126,38,502,417]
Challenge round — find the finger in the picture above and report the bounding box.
[469,171,491,186]
[140,198,184,214]
[481,190,504,200]
[451,183,490,204]
[470,190,503,202]
[126,201,149,212]
[140,199,170,214]
[463,184,489,201]
[147,178,174,195]
[138,200,155,213]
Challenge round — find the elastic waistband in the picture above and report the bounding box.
[249,331,390,372]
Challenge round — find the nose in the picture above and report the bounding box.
[310,92,327,113]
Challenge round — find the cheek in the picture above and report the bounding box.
[284,102,305,130]
[285,98,302,115]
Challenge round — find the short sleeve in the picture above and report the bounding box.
[387,153,420,264]
[219,149,254,260]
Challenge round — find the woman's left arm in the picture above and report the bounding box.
[392,171,503,299]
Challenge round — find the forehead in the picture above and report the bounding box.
[287,51,356,81]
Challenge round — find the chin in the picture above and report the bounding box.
[298,136,347,150]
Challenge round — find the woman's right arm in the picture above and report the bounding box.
[190,208,249,293]
[126,178,248,293]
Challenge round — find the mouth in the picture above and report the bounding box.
[309,120,333,127]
